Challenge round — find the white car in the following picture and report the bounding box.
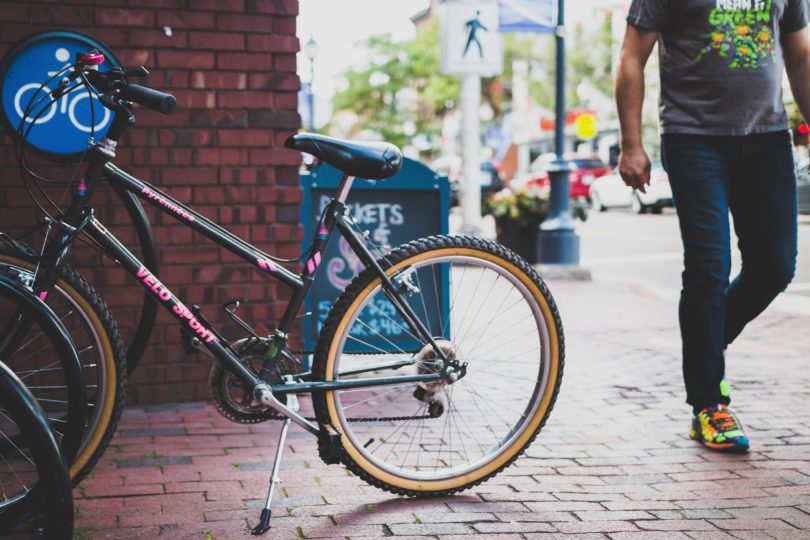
[590,163,674,214]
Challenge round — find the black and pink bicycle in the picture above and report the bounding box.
[0,51,565,534]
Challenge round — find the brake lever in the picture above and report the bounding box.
[99,93,135,127]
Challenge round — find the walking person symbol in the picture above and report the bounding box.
[463,10,487,58]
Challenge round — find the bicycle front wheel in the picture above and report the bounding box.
[312,235,564,496]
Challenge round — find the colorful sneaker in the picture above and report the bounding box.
[689,404,749,452]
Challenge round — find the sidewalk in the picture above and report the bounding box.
[74,279,810,539]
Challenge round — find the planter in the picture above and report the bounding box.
[495,216,541,264]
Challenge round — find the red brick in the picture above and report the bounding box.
[273,53,297,72]
[249,72,299,91]
[218,129,273,147]
[246,0,298,15]
[249,148,300,166]
[247,34,298,52]
[272,15,296,35]
[192,148,249,166]
[190,71,248,90]
[129,29,188,48]
[217,13,273,33]
[193,0,245,11]
[0,2,26,21]
[217,52,273,71]
[217,91,273,109]
[29,5,92,25]
[157,10,215,29]
[95,8,154,26]
[157,50,215,69]
[188,31,245,51]
[171,90,217,109]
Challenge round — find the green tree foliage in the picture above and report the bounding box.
[331,12,620,147]
[332,19,458,148]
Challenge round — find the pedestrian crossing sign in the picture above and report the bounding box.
[440,2,503,76]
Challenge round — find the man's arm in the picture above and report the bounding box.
[615,24,659,193]
[783,27,810,124]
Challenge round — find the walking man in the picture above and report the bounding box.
[616,0,810,452]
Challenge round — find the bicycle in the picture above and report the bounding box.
[0,276,78,539]
[4,51,565,535]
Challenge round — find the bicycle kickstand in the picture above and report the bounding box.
[251,391,298,535]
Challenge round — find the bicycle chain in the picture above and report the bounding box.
[297,413,434,423]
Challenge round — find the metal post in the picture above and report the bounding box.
[537,0,579,265]
[460,73,482,235]
[308,62,316,132]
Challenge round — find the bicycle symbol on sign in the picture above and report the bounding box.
[13,47,110,133]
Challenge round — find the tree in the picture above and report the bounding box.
[332,18,458,149]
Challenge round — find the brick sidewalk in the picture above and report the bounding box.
[74,280,810,539]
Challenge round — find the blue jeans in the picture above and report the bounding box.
[661,131,798,412]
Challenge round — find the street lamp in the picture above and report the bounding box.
[304,36,319,131]
[537,0,579,266]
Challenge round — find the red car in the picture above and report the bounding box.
[519,153,609,202]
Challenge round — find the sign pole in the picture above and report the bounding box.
[537,0,580,265]
[460,73,482,235]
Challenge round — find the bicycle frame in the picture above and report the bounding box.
[34,153,447,435]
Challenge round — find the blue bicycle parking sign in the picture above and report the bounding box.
[0,31,121,162]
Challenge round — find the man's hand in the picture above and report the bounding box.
[619,146,651,194]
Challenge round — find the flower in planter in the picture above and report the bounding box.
[484,184,550,228]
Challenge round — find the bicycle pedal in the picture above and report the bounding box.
[317,424,342,465]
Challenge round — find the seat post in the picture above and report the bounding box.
[335,175,355,203]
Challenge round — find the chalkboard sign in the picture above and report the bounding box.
[0,30,121,162]
[300,158,450,354]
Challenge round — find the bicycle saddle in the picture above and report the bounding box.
[285,133,403,180]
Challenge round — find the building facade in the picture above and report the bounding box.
[0,0,303,404]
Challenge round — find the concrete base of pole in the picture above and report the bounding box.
[537,228,580,265]
[533,264,592,281]
[535,228,590,280]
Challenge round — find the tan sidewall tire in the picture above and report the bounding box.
[318,240,562,495]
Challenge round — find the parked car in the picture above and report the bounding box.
[512,153,608,221]
[429,155,505,206]
[798,157,810,214]
[516,153,609,201]
[590,162,674,214]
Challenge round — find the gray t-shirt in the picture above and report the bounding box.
[627,0,809,135]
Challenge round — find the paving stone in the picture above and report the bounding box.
[116,455,192,468]
[69,281,810,538]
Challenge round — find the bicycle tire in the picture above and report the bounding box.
[0,284,75,538]
[0,244,126,485]
[0,275,87,467]
[312,235,565,497]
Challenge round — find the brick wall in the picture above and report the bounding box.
[0,1,303,404]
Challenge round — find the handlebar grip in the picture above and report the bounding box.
[119,83,176,115]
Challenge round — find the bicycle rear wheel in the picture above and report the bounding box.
[0,244,126,484]
[312,235,564,496]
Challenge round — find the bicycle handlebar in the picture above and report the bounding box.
[118,83,176,116]
[78,56,176,117]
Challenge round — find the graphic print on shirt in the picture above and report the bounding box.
[696,0,776,69]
